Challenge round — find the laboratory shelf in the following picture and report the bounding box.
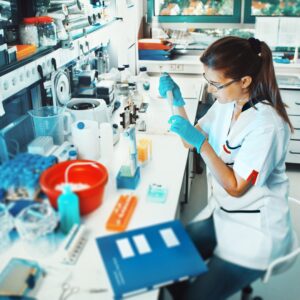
[0,18,119,105]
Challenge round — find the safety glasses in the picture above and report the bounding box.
[202,73,239,91]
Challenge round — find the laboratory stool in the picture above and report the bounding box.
[241,197,300,300]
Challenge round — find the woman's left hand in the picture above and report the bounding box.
[168,115,206,153]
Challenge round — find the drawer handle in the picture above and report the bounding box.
[296,102,300,105]
[294,127,300,130]
[289,150,300,155]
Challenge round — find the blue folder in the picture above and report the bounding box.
[138,54,173,61]
[95,220,207,299]
[138,49,173,56]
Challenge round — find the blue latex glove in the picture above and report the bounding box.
[158,73,185,107]
[168,115,206,153]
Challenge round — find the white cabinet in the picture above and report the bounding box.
[116,0,143,74]
[280,88,300,164]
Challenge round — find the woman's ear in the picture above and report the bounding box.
[241,76,252,89]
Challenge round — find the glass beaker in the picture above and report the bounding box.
[15,203,59,257]
[28,106,71,145]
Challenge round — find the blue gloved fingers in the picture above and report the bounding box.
[172,88,185,107]
[168,115,185,124]
[159,75,175,98]
[168,115,206,154]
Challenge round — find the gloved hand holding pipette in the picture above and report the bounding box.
[158,73,185,109]
[168,115,206,153]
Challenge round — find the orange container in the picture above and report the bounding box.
[16,45,37,61]
[137,138,152,164]
[40,160,108,215]
[138,38,173,50]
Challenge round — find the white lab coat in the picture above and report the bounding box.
[197,100,294,270]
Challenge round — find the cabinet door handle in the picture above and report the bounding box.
[289,150,300,155]
[294,127,300,130]
[295,102,300,105]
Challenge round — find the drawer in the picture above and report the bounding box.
[289,116,300,140]
[286,140,300,164]
[280,89,300,115]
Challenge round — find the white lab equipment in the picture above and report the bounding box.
[66,98,110,125]
[71,120,100,160]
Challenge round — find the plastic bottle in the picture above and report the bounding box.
[128,82,142,106]
[96,44,110,74]
[117,66,125,83]
[116,66,129,101]
[58,184,80,234]
[123,64,131,83]
[102,45,110,73]
[137,66,151,102]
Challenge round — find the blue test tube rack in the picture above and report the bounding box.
[116,125,140,189]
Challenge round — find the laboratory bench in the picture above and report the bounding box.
[0,95,200,300]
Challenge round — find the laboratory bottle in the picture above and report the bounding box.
[116,66,125,83]
[57,184,80,234]
[19,18,39,47]
[128,82,142,107]
[102,45,110,73]
[137,66,151,102]
[117,66,129,100]
[96,44,110,74]
[37,16,57,46]
[123,64,131,83]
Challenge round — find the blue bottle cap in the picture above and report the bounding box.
[77,122,85,129]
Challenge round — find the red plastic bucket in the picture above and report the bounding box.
[40,160,108,215]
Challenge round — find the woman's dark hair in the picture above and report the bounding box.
[200,36,293,131]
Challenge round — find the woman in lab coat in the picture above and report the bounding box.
[159,36,295,300]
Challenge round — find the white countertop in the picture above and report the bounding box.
[0,96,199,300]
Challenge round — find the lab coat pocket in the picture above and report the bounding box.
[213,208,272,268]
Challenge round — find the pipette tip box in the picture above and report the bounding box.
[116,167,140,190]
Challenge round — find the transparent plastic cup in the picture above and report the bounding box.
[15,203,59,257]
[28,106,71,145]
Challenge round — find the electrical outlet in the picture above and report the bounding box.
[170,64,177,71]
[176,64,184,72]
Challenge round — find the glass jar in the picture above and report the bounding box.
[37,16,57,47]
[19,17,39,47]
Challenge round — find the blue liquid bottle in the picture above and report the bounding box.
[58,185,80,234]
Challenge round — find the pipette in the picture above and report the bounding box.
[161,72,174,115]
[167,90,174,116]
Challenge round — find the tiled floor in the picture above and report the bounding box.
[180,160,300,300]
